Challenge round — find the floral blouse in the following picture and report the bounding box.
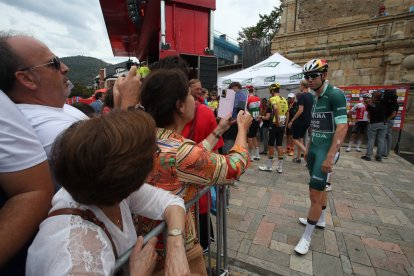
[136,128,250,252]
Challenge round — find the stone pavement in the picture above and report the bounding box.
[219,148,414,276]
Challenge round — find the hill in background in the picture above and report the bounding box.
[61,56,110,86]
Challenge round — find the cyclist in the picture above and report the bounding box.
[346,93,371,152]
[259,83,288,173]
[294,59,348,255]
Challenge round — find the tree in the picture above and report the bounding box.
[237,5,282,45]
[69,83,94,99]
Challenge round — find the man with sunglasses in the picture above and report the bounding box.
[0,34,88,162]
[294,59,348,255]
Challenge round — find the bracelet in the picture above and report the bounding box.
[212,130,221,139]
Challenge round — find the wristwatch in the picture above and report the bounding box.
[168,228,183,237]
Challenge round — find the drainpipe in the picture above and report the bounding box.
[160,0,166,46]
[209,10,214,52]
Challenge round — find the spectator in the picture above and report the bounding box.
[26,111,189,275]
[361,91,388,162]
[288,80,314,164]
[201,87,209,105]
[90,92,104,114]
[182,78,224,253]
[246,85,261,161]
[0,90,54,275]
[346,93,371,152]
[207,90,219,115]
[140,69,252,275]
[285,93,297,156]
[102,87,115,115]
[221,82,243,154]
[259,98,271,155]
[189,79,204,104]
[1,34,88,160]
[382,90,399,158]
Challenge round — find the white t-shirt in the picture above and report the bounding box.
[17,104,89,158]
[0,91,46,173]
[26,184,185,276]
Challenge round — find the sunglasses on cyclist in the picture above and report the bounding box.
[304,72,323,80]
[19,56,62,71]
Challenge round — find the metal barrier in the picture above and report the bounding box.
[114,185,229,275]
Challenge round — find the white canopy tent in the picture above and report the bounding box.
[217,53,303,89]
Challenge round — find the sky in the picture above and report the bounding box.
[0,0,280,64]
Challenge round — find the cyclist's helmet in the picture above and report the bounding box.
[362,93,372,99]
[303,59,328,74]
[269,83,280,93]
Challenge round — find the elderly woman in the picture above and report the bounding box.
[26,111,189,276]
[138,69,252,275]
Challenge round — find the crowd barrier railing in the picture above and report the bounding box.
[114,185,230,275]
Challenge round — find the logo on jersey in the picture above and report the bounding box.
[310,112,334,133]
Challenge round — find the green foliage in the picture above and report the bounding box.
[237,5,282,45]
[69,82,95,99]
[61,56,109,86]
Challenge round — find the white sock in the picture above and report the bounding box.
[255,147,260,157]
[278,159,284,168]
[348,140,353,148]
[266,158,274,168]
[356,140,362,149]
[318,209,326,224]
[302,221,315,241]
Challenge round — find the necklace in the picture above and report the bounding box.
[99,205,123,230]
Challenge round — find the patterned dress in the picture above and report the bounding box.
[136,127,250,253]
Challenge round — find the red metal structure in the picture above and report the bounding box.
[99,0,218,90]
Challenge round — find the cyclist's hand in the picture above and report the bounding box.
[321,156,334,174]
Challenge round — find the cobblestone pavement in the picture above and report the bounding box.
[221,148,414,276]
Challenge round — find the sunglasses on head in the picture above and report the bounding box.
[19,56,62,71]
[304,72,323,80]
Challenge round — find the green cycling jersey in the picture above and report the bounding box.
[310,83,347,147]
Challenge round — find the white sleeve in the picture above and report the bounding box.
[26,218,115,276]
[0,91,46,172]
[127,183,185,220]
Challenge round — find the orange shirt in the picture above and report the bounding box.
[136,128,249,252]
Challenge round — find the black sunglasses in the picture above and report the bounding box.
[19,56,62,71]
[304,72,322,80]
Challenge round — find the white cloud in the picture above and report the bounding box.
[0,0,280,63]
[214,0,280,41]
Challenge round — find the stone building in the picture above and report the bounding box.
[272,0,414,154]
[272,0,414,86]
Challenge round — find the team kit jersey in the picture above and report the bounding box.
[307,83,347,190]
[269,95,288,126]
[351,102,368,122]
[309,84,347,146]
[247,95,261,119]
